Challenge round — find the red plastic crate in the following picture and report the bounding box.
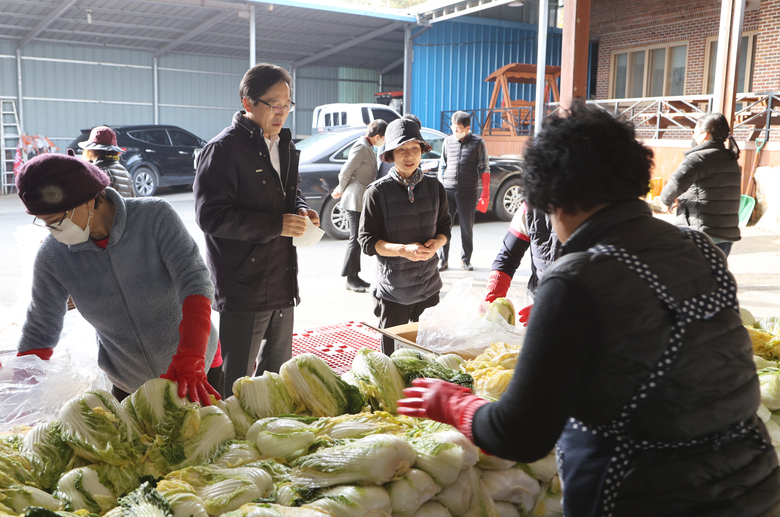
[292,321,381,374]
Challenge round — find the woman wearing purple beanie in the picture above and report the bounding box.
[14,153,224,404]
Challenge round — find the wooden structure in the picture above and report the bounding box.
[481,63,562,155]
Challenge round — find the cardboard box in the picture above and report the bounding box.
[363,322,477,359]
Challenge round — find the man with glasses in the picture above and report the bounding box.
[194,63,319,396]
[15,153,223,404]
[437,111,491,272]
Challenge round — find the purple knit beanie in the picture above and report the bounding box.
[16,153,110,215]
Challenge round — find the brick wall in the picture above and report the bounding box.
[589,0,769,100]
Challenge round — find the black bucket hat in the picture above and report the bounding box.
[379,118,432,163]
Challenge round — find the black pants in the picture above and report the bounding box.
[438,188,479,264]
[341,210,362,278]
[111,366,226,403]
[373,293,440,355]
[715,241,733,257]
[219,309,294,396]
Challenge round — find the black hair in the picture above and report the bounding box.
[402,114,421,128]
[92,190,108,210]
[367,119,388,138]
[522,101,654,214]
[239,63,292,106]
[696,112,740,160]
[451,111,471,128]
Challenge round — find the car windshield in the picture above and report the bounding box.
[297,132,352,162]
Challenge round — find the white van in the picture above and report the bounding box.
[311,103,401,133]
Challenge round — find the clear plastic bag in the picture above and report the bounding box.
[417,277,532,357]
[0,313,110,432]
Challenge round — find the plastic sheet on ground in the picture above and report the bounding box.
[416,278,530,357]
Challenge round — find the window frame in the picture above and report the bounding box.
[609,41,689,99]
[702,31,757,95]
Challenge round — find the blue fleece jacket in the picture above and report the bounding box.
[18,188,218,394]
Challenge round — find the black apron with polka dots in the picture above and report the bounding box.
[555,229,769,517]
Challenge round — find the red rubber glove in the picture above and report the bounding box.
[397,378,490,442]
[517,304,533,327]
[485,270,512,303]
[17,348,54,360]
[161,295,220,406]
[476,173,490,213]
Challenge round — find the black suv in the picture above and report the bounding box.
[67,125,207,197]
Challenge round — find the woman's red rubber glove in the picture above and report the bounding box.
[161,295,220,406]
[17,348,54,360]
[397,378,489,442]
[485,270,512,303]
[517,304,533,327]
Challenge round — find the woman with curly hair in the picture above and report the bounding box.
[399,102,779,516]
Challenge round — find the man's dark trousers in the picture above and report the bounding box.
[438,187,478,264]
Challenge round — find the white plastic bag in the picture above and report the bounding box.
[417,278,530,357]
[0,313,109,432]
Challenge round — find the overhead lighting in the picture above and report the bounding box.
[86,9,92,24]
[508,1,524,6]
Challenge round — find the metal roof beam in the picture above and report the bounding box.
[17,0,80,49]
[292,20,404,69]
[379,57,404,75]
[133,0,249,12]
[154,10,235,58]
[418,0,518,23]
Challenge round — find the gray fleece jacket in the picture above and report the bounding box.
[18,188,218,394]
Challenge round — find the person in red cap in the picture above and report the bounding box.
[14,153,224,405]
[78,126,135,198]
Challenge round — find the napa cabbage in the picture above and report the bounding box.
[493,503,519,517]
[280,354,366,417]
[434,468,473,517]
[0,440,37,489]
[210,441,262,468]
[156,479,208,517]
[164,466,274,517]
[148,405,236,474]
[233,373,298,420]
[248,418,318,463]
[313,412,414,440]
[21,421,74,492]
[122,378,198,439]
[759,368,780,410]
[349,349,407,413]
[301,485,391,517]
[413,502,452,517]
[385,468,440,517]
[54,466,116,514]
[103,482,173,517]
[290,434,415,488]
[480,468,539,512]
[390,357,473,390]
[58,390,147,468]
[0,486,63,514]
[224,502,328,517]
[407,436,464,487]
[435,355,464,372]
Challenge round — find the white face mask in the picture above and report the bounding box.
[50,210,92,245]
[453,130,468,140]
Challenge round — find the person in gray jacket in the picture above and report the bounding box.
[14,153,223,404]
[359,119,451,355]
[660,112,742,256]
[331,119,386,292]
[79,126,135,198]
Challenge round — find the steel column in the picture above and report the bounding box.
[534,0,549,135]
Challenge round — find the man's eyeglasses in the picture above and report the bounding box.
[32,210,70,231]
[256,99,295,114]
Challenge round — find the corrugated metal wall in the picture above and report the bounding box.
[411,18,563,132]
[0,40,396,148]
[293,66,402,135]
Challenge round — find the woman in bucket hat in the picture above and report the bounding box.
[358,119,451,355]
[79,126,135,198]
[14,153,224,404]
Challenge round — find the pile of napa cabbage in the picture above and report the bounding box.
[1,346,562,517]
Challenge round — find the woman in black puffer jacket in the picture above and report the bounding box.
[78,126,135,198]
[660,113,741,256]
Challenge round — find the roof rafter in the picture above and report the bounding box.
[292,20,404,69]
[17,0,80,49]
[154,10,235,58]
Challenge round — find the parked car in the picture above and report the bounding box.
[297,127,524,240]
[311,103,401,133]
[67,125,207,197]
